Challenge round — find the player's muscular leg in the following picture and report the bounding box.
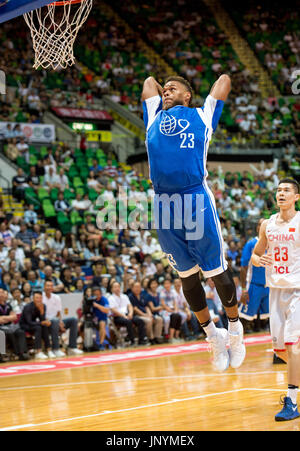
[180,272,210,323]
[287,344,300,386]
[211,268,239,317]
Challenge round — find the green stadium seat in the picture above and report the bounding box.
[50,188,59,202]
[70,210,83,226]
[42,199,56,218]
[73,177,84,189]
[88,188,98,202]
[63,189,75,201]
[38,188,50,201]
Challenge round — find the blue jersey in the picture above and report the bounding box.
[143,94,224,193]
[93,296,109,321]
[241,237,266,286]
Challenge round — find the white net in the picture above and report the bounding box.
[23,0,93,70]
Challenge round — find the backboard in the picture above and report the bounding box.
[0,0,53,24]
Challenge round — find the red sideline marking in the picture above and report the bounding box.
[0,334,271,377]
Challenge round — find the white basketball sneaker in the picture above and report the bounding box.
[228,321,246,368]
[206,328,230,372]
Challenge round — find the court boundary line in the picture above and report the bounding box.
[0,387,286,431]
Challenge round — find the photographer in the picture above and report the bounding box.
[92,287,110,350]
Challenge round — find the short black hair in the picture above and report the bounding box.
[164,76,193,105]
[33,291,43,297]
[278,178,299,194]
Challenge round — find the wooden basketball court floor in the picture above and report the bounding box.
[0,335,299,432]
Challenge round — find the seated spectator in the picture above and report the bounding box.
[108,281,148,346]
[28,166,41,191]
[24,204,38,226]
[6,138,19,161]
[27,270,44,292]
[227,240,240,264]
[128,281,163,344]
[42,280,83,356]
[16,138,29,162]
[89,159,103,175]
[55,192,71,216]
[43,265,64,293]
[0,239,8,267]
[153,262,167,284]
[159,279,182,342]
[0,288,29,361]
[15,222,35,251]
[238,203,249,220]
[21,281,33,299]
[75,278,85,292]
[19,291,52,360]
[87,170,103,193]
[60,267,76,293]
[47,230,65,254]
[91,261,104,286]
[43,166,59,191]
[92,287,110,350]
[56,168,69,191]
[4,123,14,139]
[83,239,102,266]
[145,278,164,319]
[9,287,28,315]
[71,193,89,216]
[104,159,118,178]
[12,168,28,200]
[140,234,161,256]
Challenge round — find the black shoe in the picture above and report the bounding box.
[19,353,30,361]
[138,338,149,346]
[273,353,286,364]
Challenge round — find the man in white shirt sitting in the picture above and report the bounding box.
[108,281,147,346]
[42,280,83,357]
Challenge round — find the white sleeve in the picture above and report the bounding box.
[196,94,224,132]
[142,95,163,131]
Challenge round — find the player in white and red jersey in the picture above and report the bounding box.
[252,178,300,421]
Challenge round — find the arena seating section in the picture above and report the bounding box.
[0,0,300,361]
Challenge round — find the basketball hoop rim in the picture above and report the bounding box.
[51,0,85,5]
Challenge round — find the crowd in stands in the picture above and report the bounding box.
[108,0,300,147]
[0,135,299,362]
[1,0,300,362]
[1,0,300,152]
[227,0,300,96]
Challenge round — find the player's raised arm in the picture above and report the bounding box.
[141,76,163,101]
[251,220,272,267]
[210,74,231,101]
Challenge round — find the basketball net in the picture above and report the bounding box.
[23,0,93,70]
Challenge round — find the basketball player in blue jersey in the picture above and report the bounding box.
[142,74,246,372]
[240,219,270,327]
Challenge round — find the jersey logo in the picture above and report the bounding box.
[159,115,190,136]
[166,253,177,267]
[268,233,295,241]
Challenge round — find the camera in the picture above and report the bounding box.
[82,295,96,321]
[82,295,96,351]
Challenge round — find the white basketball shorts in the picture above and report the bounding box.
[269,287,300,352]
